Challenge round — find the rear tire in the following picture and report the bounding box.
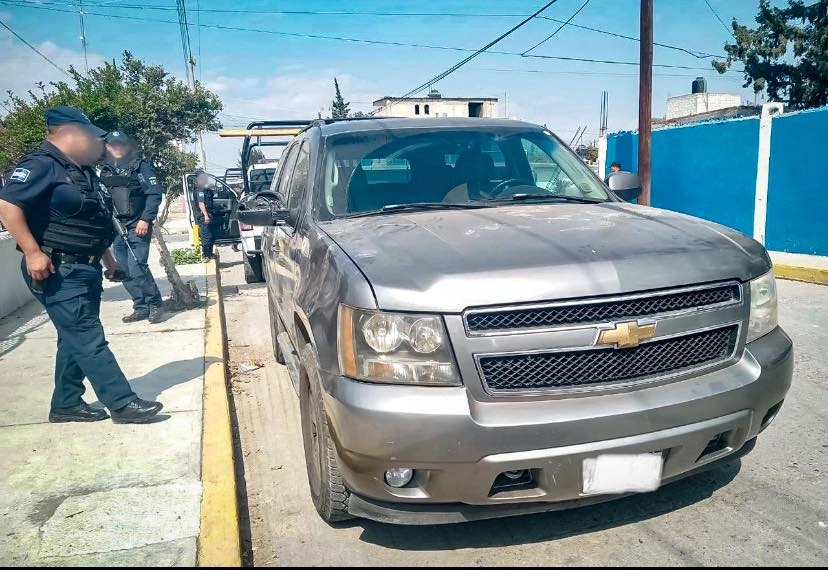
[268,292,286,365]
[299,343,352,523]
[243,254,264,283]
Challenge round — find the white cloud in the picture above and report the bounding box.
[0,38,105,101]
[200,69,379,171]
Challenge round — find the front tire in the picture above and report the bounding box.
[243,254,264,283]
[299,344,352,523]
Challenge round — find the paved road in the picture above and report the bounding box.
[220,247,827,567]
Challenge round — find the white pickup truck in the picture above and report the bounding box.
[239,160,280,282]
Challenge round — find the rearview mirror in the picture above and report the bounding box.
[606,172,642,202]
[237,207,289,227]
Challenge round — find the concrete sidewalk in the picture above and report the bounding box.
[0,234,211,566]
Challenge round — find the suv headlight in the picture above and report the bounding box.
[747,271,778,342]
[338,306,460,386]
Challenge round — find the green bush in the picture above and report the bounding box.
[171,247,204,265]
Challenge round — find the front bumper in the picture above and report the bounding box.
[322,327,792,522]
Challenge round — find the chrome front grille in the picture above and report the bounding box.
[465,283,740,334]
[478,325,738,392]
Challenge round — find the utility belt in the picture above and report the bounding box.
[42,247,102,266]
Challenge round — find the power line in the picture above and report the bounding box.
[374,0,564,115]
[702,0,735,37]
[522,0,591,56]
[477,66,745,81]
[537,16,722,58]
[195,0,202,82]
[0,0,737,73]
[77,0,89,73]
[0,0,725,59]
[0,19,72,77]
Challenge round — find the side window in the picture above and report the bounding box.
[286,142,310,216]
[275,143,300,203]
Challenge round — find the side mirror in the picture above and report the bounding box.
[237,207,290,227]
[607,171,642,202]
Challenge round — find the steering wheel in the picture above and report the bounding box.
[490,178,538,197]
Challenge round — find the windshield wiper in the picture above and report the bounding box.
[485,193,605,204]
[344,202,490,218]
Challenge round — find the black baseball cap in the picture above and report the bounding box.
[105,130,131,144]
[45,106,107,138]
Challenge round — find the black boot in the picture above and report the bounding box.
[148,306,165,324]
[122,311,149,323]
[49,402,109,423]
[111,398,163,424]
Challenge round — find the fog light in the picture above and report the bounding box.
[384,467,414,488]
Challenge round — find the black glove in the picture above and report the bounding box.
[105,268,127,282]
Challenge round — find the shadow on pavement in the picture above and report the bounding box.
[0,305,52,358]
[352,460,742,550]
[128,356,220,403]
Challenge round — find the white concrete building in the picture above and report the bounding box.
[373,90,498,118]
[665,92,742,120]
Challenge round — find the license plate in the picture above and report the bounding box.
[582,453,663,496]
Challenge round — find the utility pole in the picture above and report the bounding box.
[638,0,653,206]
[78,0,89,73]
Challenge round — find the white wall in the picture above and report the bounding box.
[665,93,742,120]
[375,99,498,118]
[0,233,33,318]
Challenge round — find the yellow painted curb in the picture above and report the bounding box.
[198,253,242,567]
[773,264,828,285]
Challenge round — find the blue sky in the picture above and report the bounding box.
[1,0,775,171]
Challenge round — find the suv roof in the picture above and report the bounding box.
[313,117,544,136]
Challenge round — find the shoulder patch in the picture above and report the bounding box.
[10,168,31,183]
[148,176,157,185]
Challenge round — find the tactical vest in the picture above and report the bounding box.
[27,148,116,257]
[99,160,145,220]
[194,187,215,217]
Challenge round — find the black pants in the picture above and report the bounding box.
[23,261,137,411]
[112,227,163,314]
[198,217,218,258]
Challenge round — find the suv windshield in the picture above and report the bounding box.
[319,128,609,218]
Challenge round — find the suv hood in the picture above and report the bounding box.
[321,203,771,313]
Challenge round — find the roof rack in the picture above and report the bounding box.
[218,120,314,193]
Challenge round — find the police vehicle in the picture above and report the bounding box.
[219,121,309,283]
[181,170,241,250]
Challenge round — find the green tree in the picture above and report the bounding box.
[237,147,265,168]
[0,51,223,308]
[331,77,350,119]
[585,145,599,163]
[713,0,828,110]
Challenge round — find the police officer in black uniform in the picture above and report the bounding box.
[100,131,164,323]
[0,107,162,424]
[194,172,217,260]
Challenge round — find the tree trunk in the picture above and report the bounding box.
[152,224,201,310]
[156,189,177,227]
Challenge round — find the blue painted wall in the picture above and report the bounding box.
[765,108,828,255]
[650,118,760,236]
[605,132,637,177]
[606,118,760,236]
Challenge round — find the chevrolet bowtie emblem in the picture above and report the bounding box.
[598,320,657,349]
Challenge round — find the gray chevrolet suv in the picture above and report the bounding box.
[239,117,793,525]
